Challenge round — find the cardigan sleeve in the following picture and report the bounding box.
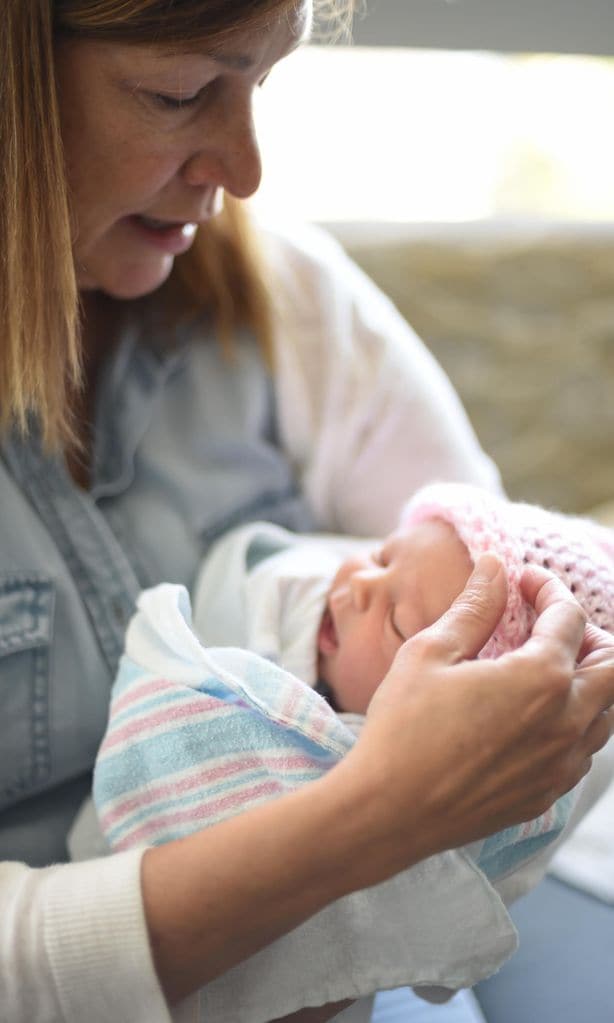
[0,849,172,1023]
[264,219,502,538]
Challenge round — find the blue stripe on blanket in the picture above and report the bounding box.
[477,791,575,880]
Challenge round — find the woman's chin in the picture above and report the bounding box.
[78,255,175,300]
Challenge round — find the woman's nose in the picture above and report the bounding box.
[182,99,262,199]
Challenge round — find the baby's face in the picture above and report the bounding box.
[317,518,472,714]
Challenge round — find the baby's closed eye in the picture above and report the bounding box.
[388,606,406,642]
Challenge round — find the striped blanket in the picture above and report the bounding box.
[93,583,574,879]
[94,585,355,852]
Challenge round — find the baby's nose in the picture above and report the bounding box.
[349,569,378,612]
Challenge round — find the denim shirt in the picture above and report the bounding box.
[0,326,315,866]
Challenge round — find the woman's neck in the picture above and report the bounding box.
[67,291,121,488]
[80,290,120,372]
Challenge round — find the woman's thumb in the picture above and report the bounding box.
[424,554,508,664]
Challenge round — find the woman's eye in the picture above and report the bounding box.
[151,91,201,110]
[149,81,217,110]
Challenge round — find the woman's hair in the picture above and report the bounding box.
[0,0,355,450]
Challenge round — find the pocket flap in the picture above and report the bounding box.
[0,574,54,654]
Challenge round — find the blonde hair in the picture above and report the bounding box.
[1,0,355,450]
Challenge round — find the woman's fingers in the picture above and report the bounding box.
[520,563,587,659]
[359,557,614,865]
[578,621,614,663]
[518,565,614,745]
[573,657,614,753]
[420,553,508,664]
[582,709,613,759]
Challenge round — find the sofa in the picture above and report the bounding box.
[335,220,614,515]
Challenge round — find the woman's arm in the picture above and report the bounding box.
[0,852,171,1023]
[141,557,614,1006]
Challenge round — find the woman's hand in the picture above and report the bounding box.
[142,555,614,1006]
[336,554,614,886]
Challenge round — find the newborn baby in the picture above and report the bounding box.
[94,481,614,885]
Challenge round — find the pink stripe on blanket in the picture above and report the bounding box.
[113,779,284,849]
[519,805,554,839]
[99,696,228,753]
[280,688,302,722]
[99,751,317,831]
[111,676,176,716]
[307,712,329,737]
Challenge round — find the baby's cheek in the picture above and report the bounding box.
[337,651,394,715]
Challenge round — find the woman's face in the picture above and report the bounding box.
[55,3,310,299]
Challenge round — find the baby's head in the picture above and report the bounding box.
[317,481,614,715]
[318,483,542,714]
[317,514,472,714]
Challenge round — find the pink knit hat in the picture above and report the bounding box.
[402,483,614,659]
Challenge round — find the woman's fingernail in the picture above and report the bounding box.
[472,553,502,582]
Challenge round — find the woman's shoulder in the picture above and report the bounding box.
[257,215,385,319]
[257,215,350,275]
[256,214,410,363]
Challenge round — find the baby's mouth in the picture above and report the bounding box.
[317,606,338,656]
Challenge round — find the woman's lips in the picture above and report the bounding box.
[127,214,198,255]
[317,606,338,656]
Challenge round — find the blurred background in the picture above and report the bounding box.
[254,0,614,223]
[254,46,614,224]
[251,0,614,515]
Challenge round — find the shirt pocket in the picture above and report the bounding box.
[0,573,54,810]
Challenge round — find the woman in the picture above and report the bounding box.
[1,1,613,1020]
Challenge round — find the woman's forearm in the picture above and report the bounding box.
[141,763,398,1006]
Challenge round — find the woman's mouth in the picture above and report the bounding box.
[317,605,339,656]
[127,215,198,255]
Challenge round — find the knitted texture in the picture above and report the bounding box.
[403,483,614,660]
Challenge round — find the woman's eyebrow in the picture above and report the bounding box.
[208,38,306,70]
[161,19,310,70]
[157,47,255,69]
[209,51,255,71]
